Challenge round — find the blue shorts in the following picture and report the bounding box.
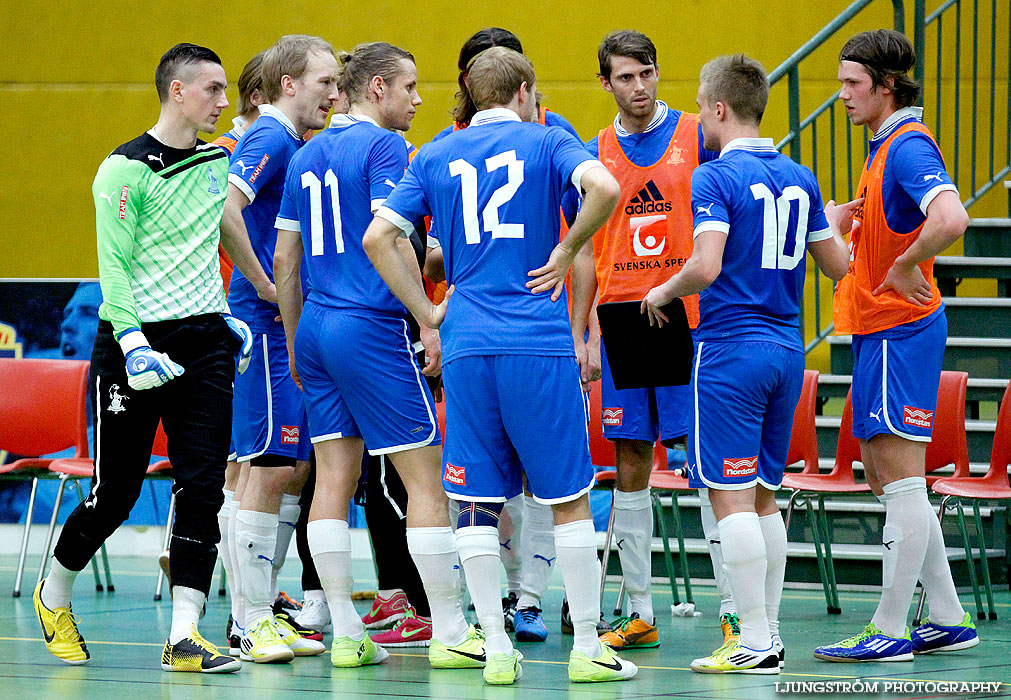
[600,334,693,445]
[231,331,310,463]
[851,309,946,442]
[442,354,595,504]
[295,302,440,455]
[686,341,803,491]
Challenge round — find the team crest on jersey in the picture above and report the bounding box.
[666,144,686,166]
[281,426,300,444]
[903,406,933,429]
[108,384,128,413]
[602,408,623,426]
[206,167,220,194]
[723,456,758,478]
[444,463,466,486]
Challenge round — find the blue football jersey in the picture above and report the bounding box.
[691,137,831,350]
[377,108,602,363]
[868,108,958,234]
[276,114,408,317]
[227,105,304,332]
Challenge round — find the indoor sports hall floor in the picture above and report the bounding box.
[2,555,1008,699]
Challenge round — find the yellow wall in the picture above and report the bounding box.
[1,0,1007,278]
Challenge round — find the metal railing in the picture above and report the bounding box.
[770,0,1010,354]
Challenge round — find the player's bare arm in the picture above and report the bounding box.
[220,182,278,304]
[570,244,601,387]
[808,202,853,282]
[273,228,304,388]
[641,230,725,326]
[526,165,619,300]
[364,216,454,330]
[872,190,967,303]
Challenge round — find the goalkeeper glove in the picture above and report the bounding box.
[118,329,184,390]
[223,315,253,374]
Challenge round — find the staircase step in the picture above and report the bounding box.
[829,335,1011,378]
[942,297,1011,336]
[964,218,1011,257]
[934,255,1011,297]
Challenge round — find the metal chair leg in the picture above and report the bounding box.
[784,489,801,532]
[652,493,680,606]
[972,500,996,619]
[804,496,834,613]
[953,500,984,619]
[70,479,104,592]
[913,495,950,625]
[669,493,693,604]
[154,492,176,601]
[37,474,69,585]
[13,476,39,597]
[613,580,626,616]
[817,495,841,614]
[599,494,617,609]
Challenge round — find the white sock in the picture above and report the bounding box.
[719,512,771,650]
[518,495,555,609]
[871,477,931,637]
[235,509,278,629]
[456,525,512,655]
[407,526,469,645]
[920,499,966,625]
[226,499,245,631]
[555,519,603,658]
[215,490,237,620]
[500,494,524,595]
[169,586,205,644]
[699,488,735,617]
[272,493,301,599]
[759,511,787,638]
[41,558,79,610]
[613,488,653,621]
[308,519,363,640]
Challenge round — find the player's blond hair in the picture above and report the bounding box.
[338,42,415,105]
[466,47,535,112]
[261,35,335,103]
[699,54,769,125]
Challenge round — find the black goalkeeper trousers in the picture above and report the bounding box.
[54,315,237,596]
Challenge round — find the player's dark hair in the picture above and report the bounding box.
[597,30,657,80]
[467,47,536,112]
[155,43,222,103]
[338,42,415,105]
[237,50,266,118]
[261,35,336,103]
[840,29,921,108]
[699,54,769,125]
[453,28,523,126]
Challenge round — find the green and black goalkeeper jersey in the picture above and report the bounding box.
[92,132,229,338]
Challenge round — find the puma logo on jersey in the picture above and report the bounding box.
[922,170,944,182]
[98,192,115,206]
[384,178,397,188]
[236,160,254,176]
[148,153,165,167]
[723,456,758,478]
[533,554,556,567]
[500,538,512,551]
[883,540,895,550]
[869,408,883,422]
[696,203,715,216]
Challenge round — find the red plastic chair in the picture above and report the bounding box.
[0,359,104,596]
[786,369,821,475]
[914,379,1011,623]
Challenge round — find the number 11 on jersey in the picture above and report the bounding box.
[301,169,344,257]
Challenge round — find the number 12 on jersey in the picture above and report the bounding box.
[449,150,525,244]
[301,169,344,257]
[751,183,809,271]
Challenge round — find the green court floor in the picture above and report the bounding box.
[2,555,1008,699]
